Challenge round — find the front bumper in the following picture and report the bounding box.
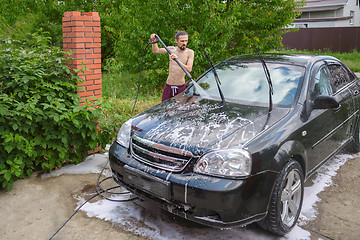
[109,141,277,228]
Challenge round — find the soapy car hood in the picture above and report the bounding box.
[130,94,290,155]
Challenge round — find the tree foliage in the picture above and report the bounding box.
[0,34,114,190]
[0,0,304,79]
[0,0,97,46]
[104,0,304,78]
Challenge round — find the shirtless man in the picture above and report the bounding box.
[150,31,194,102]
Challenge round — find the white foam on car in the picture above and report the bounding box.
[44,152,359,239]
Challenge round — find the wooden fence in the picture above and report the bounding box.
[282,27,360,52]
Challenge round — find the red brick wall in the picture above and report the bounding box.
[62,11,102,102]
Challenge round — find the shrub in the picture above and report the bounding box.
[0,33,113,190]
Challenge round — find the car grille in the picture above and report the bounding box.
[130,135,195,172]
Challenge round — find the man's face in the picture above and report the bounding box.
[175,35,188,50]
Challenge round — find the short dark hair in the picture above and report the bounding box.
[175,31,188,40]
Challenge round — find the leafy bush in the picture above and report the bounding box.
[0,34,113,190]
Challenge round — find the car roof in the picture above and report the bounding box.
[225,53,338,68]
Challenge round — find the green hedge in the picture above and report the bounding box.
[0,34,113,190]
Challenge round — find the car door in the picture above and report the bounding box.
[326,60,358,136]
[300,60,354,173]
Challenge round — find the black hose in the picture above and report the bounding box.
[48,190,102,240]
[48,161,137,240]
[95,161,137,202]
[131,42,152,116]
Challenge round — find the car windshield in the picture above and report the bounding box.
[188,61,305,107]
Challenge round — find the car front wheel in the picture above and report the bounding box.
[258,159,304,235]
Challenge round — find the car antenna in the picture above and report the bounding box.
[200,44,225,108]
[256,47,273,113]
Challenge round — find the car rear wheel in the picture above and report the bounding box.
[258,159,304,235]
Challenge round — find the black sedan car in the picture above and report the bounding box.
[109,54,360,235]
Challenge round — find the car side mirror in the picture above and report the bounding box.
[313,95,339,109]
[301,95,339,121]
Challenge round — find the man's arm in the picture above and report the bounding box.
[150,34,168,54]
[185,49,194,72]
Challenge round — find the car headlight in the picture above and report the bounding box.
[116,119,132,148]
[194,149,252,177]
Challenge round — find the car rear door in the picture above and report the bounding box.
[326,60,358,135]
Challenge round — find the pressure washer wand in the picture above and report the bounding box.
[150,34,194,81]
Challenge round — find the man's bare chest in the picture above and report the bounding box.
[176,51,189,63]
[170,49,189,63]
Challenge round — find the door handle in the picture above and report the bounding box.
[334,104,341,112]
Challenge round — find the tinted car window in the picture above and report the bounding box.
[328,64,353,92]
[310,66,333,100]
[189,62,305,106]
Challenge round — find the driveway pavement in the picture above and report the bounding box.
[1,152,360,240]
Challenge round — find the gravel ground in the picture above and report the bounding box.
[302,156,360,240]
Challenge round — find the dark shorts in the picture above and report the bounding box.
[162,83,187,102]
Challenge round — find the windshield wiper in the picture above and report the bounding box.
[256,48,273,112]
[201,44,225,107]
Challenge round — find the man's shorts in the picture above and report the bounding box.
[162,83,187,102]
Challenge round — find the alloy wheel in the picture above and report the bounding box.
[280,169,302,227]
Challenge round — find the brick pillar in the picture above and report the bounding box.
[62,11,102,102]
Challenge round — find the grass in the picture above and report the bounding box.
[102,70,162,100]
[331,51,360,73]
[276,49,360,72]
[101,70,162,129]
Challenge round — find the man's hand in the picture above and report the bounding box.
[150,34,157,43]
[170,53,178,61]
